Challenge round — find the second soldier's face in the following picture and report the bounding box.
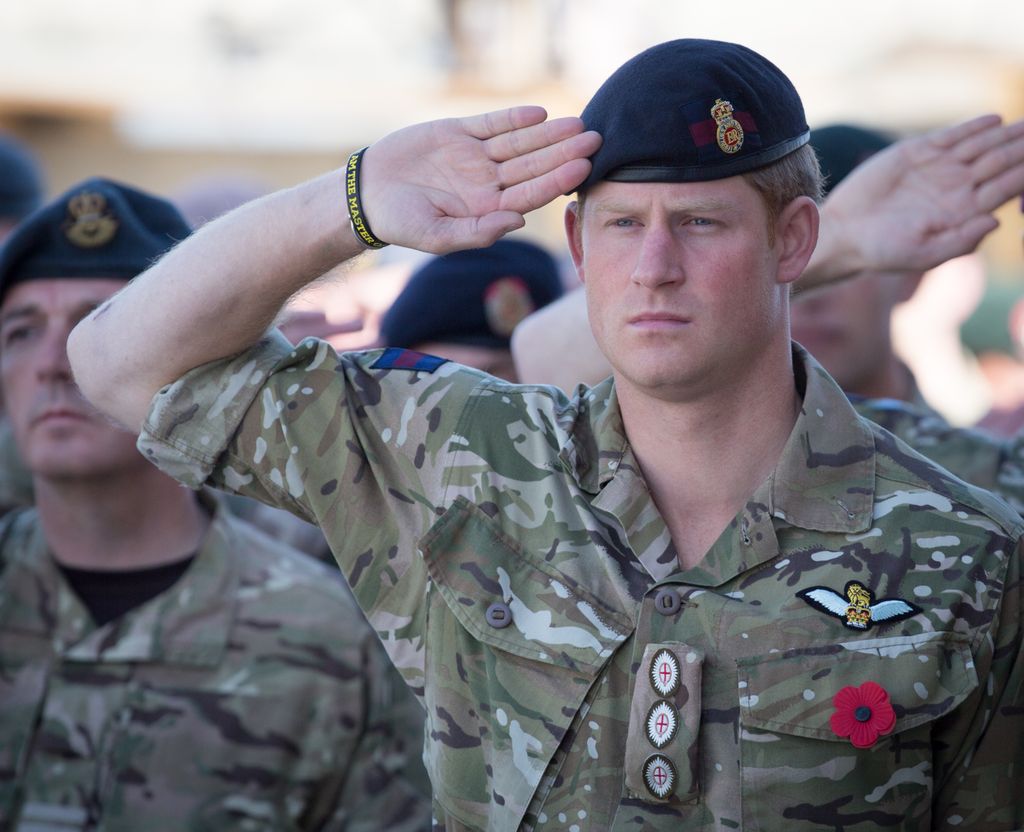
[0,278,146,480]
[568,177,792,401]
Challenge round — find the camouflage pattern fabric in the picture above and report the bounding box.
[0,493,431,831]
[856,397,1024,515]
[0,416,33,516]
[139,333,1024,831]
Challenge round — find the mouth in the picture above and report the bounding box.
[33,408,91,426]
[628,313,691,329]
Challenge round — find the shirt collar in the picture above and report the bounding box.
[555,345,876,582]
[557,375,629,494]
[769,344,875,534]
[0,493,239,667]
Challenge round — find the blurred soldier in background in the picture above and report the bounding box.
[790,124,928,403]
[0,133,45,514]
[379,238,563,381]
[0,178,430,831]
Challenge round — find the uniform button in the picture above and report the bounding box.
[485,602,513,629]
[654,587,681,616]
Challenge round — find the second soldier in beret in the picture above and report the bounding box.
[379,238,562,380]
[0,178,431,830]
[70,39,1024,830]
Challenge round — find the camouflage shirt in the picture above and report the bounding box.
[855,397,1024,515]
[139,334,1024,831]
[0,494,431,832]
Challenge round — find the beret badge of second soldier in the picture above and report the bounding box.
[63,192,119,248]
[797,581,920,630]
[711,98,744,154]
[484,276,536,338]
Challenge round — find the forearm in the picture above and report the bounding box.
[793,206,865,294]
[68,170,362,430]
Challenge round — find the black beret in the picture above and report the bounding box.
[579,39,810,191]
[0,135,44,221]
[380,239,563,350]
[811,124,893,196]
[0,177,191,302]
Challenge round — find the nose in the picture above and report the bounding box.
[631,225,684,290]
[35,327,74,384]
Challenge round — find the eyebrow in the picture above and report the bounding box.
[0,305,39,327]
[0,299,107,328]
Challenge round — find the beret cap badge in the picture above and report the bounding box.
[711,98,744,154]
[63,192,119,249]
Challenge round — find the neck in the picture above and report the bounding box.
[34,469,209,570]
[617,340,800,568]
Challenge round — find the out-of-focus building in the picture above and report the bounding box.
[2,0,1021,253]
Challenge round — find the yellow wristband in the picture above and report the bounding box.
[345,147,388,250]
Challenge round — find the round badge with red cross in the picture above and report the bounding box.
[646,701,678,749]
[649,649,681,697]
[642,753,677,800]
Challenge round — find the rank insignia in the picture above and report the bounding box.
[646,701,678,749]
[642,754,676,800]
[711,98,744,154]
[370,348,448,373]
[797,581,920,630]
[649,649,680,697]
[484,275,535,337]
[63,192,119,248]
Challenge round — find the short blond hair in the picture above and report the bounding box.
[741,144,823,244]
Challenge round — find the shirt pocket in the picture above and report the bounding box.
[736,633,978,831]
[420,496,633,832]
[99,684,321,832]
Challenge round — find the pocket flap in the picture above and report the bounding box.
[737,633,978,741]
[420,497,632,671]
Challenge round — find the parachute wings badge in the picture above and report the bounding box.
[797,581,921,630]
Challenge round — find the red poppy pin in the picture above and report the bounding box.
[830,681,897,748]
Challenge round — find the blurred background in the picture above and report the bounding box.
[2,0,1023,423]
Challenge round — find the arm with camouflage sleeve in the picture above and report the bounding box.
[67,108,600,431]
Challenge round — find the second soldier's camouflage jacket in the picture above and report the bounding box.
[0,495,431,832]
[139,335,1024,831]
[855,396,1024,515]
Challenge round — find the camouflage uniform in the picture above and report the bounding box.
[138,333,1024,831]
[856,397,1024,515]
[0,494,431,831]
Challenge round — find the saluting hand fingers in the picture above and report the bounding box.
[459,106,551,142]
[494,130,602,190]
[497,157,595,217]
[483,115,595,165]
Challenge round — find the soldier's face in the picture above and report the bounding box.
[567,177,798,400]
[790,270,922,397]
[0,278,146,480]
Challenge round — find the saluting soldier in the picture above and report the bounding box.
[0,178,431,831]
[69,41,1024,829]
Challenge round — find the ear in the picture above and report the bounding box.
[775,196,819,286]
[564,201,586,284]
